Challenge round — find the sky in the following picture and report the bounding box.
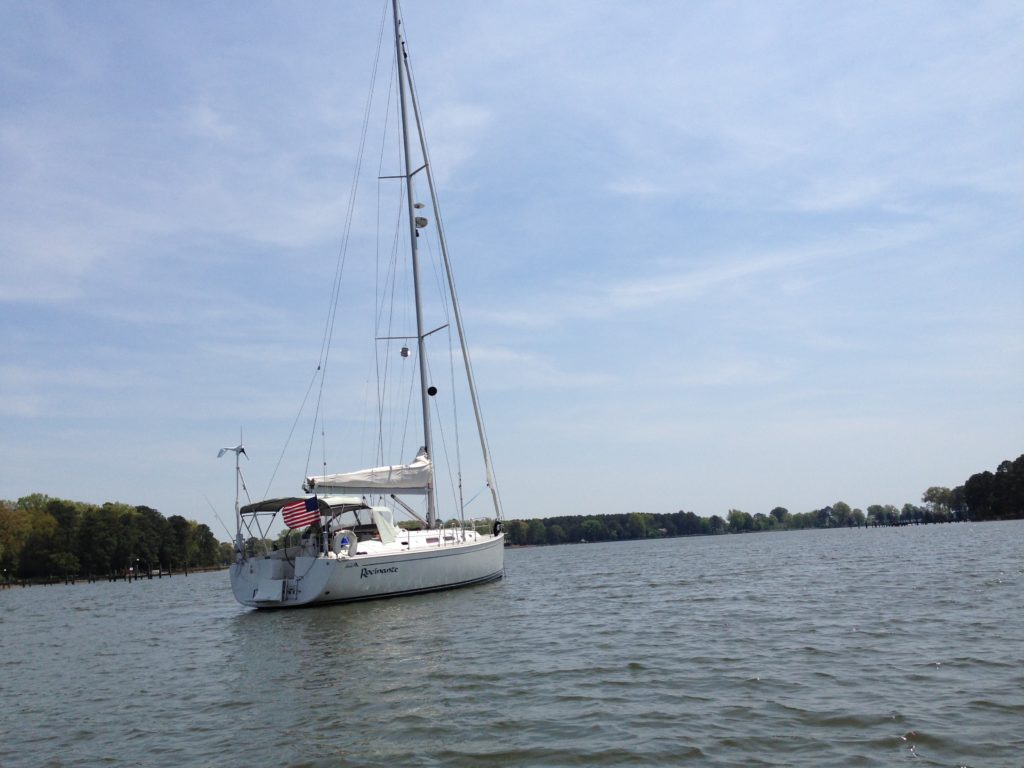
[2,0,1022,536]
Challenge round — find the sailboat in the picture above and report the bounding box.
[228,0,504,609]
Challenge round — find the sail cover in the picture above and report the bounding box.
[305,448,432,495]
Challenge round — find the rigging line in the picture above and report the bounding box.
[263,365,320,498]
[238,465,253,508]
[357,369,374,474]
[377,113,411,467]
[388,131,416,465]
[446,322,465,519]
[463,485,486,508]
[373,52,399,335]
[402,33,504,520]
[202,495,234,540]
[400,345,416,462]
[375,189,405,468]
[320,413,327,478]
[420,346,458,523]
[422,226,465,516]
[373,60,410,469]
[318,1,388,370]
[306,2,389,476]
[374,60,399,467]
[430,377,460,524]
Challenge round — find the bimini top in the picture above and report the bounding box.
[303,447,432,496]
[239,495,369,517]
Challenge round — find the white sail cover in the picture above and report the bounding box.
[306,448,432,495]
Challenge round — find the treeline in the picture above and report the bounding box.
[504,453,1024,546]
[0,494,230,581]
[956,454,1024,521]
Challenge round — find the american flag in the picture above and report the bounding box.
[281,497,320,529]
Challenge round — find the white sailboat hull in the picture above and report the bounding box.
[224,2,507,612]
[231,533,504,609]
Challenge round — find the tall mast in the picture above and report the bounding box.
[392,0,436,527]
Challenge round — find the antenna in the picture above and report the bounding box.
[217,429,248,558]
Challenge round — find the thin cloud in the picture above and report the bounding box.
[0,1,1020,527]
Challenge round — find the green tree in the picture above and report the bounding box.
[546,524,566,545]
[922,486,952,521]
[957,456,1024,520]
[167,514,192,570]
[193,523,221,566]
[901,503,924,524]
[580,518,604,542]
[505,520,528,545]
[727,509,752,533]
[49,551,80,579]
[17,497,59,579]
[625,512,650,539]
[134,505,170,571]
[525,519,547,546]
[672,510,704,536]
[832,502,852,527]
[78,504,121,575]
[0,500,33,576]
[866,504,898,525]
[46,498,81,566]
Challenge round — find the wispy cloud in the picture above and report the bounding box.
[1,0,1020,525]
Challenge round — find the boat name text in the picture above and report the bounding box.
[360,566,399,579]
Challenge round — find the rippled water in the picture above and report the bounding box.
[2,521,1022,766]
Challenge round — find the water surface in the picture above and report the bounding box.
[2,521,1022,766]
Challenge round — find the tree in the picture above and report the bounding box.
[505,520,528,545]
[580,518,604,542]
[546,524,566,545]
[1,494,233,578]
[901,503,921,524]
[49,552,80,579]
[769,507,789,526]
[526,519,547,546]
[673,510,703,536]
[17,502,58,579]
[960,457,1024,520]
[0,500,33,576]
[46,498,81,565]
[866,504,898,526]
[77,504,121,575]
[922,487,952,521]
[625,512,650,539]
[726,509,751,533]
[192,523,221,567]
[167,514,192,570]
[135,505,171,571]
